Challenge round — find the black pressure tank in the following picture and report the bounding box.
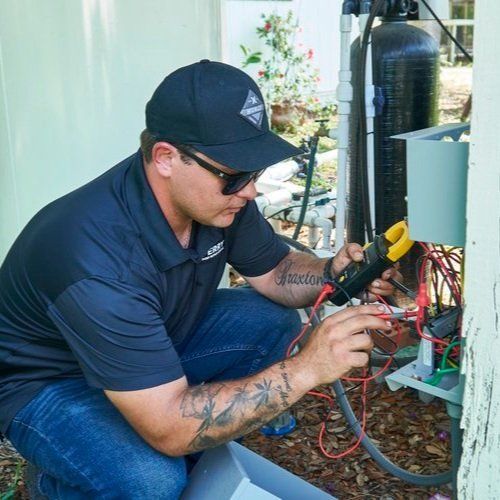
[347,18,439,288]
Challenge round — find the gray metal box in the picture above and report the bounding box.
[393,123,469,247]
[181,441,334,499]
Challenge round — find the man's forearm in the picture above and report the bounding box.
[267,252,328,308]
[166,357,314,455]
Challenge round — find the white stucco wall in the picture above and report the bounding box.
[459,0,500,497]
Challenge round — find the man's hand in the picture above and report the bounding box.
[297,304,391,385]
[367,264,402,298]
[330,243,403,299]
[108,305,390,457]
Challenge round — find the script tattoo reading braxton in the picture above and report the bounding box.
[180,362,294,452]
[275,259,322,287]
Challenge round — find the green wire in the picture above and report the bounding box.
[426,367,459,386]
[425,341,462,386]
[440,340,461,370]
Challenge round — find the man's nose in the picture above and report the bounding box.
[236,180,258,201]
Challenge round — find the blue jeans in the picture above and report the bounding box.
[7,288,301,499]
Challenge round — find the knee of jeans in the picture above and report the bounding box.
[109,457,187,499]
[256,306,302,360]
[272,307,302,343]
[284,307,302,334]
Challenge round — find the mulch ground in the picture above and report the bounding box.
[242,381,453,499]
[0,439,27,499]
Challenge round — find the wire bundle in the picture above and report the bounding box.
[278,233,455,484]
[284,241,462,464]
[414,242,463,380]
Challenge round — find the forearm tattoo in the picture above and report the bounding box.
[180,361,294,452]
[275,361,293,409]
[274,258,322,287]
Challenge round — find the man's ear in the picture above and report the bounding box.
[150,142,178,178]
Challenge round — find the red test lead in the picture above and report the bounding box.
[376,310,418,320]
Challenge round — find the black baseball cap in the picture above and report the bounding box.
[145,60,303,172]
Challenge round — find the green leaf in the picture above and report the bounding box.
[246,54,262,64]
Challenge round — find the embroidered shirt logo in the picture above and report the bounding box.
[202,240,225,261]
[239,90,264,130]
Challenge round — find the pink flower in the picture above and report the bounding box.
[307,49,314,60]
[258,70,266,77]
[264,22,271,31]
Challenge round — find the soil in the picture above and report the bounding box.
[0,65,471,499]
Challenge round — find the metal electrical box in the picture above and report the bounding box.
[393,123,470,247]
[182,441,334,500]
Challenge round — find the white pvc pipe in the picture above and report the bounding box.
[262,204,335,250]
[334,13,354,253]
[256,178,301,195]
[260,159,301,183]
[260,150,338,186]
[364,16,376,239]
[254,189,293,212]
[261,203,335,222]
[269,218,282,233]
[314,217,334,250]
[308,226,319,248]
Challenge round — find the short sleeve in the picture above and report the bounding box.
[47,276,184,391]
[227,201,290,277]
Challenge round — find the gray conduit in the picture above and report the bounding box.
[332,379,452,486]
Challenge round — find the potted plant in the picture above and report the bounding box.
[241,11,320,131]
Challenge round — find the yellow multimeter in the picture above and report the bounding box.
[328,221,414,305]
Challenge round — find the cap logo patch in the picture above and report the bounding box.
[239,90,264,130]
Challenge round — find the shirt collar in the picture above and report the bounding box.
[124,150,225,271]
[125,150,189,270]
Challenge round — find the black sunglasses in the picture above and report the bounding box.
[175,145,264,195]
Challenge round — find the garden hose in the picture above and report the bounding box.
[292,136,318,240]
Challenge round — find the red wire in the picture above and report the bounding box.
[416,317,449,346]
[318,377,368,459]
[283,241,463,461]
[285,284,332,358]
[285,264,454,459]
[418,242,461,304]
[427,251,460,298]
[415,244,460,346]
[285,321,311,358]
[283,282,371,459]
[307,390,334,404]
[342,357,393,383]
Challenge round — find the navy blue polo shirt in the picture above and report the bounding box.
[0,150,289,434]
